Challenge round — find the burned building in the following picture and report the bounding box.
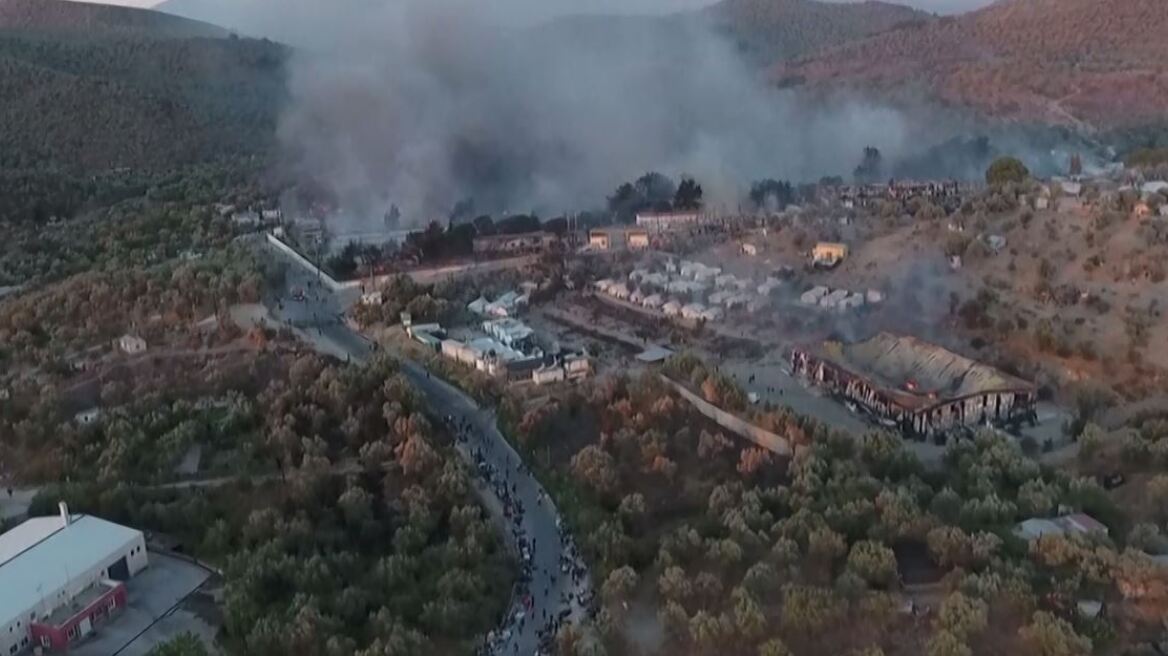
[791,333,1036,437]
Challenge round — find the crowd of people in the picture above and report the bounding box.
[443,414,593,656]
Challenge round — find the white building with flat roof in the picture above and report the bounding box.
[1,505,147,654]
[117,335,146,355]
[635,211,703,231]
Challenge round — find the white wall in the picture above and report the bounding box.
[1,614,31,655]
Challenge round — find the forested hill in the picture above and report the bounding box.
[775,0,1168,127]
[0,34,285,171]
[0,0,226,37]
[0,0,287,223]
[704,0,930,63]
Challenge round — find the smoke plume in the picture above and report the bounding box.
[266,0,927,229]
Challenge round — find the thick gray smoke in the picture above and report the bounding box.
[269,0,921,228]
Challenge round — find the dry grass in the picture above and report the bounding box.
[776,0,1168,126]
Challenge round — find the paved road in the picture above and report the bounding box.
[265,241,591,655]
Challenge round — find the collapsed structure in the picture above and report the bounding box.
[791,333,1037,437]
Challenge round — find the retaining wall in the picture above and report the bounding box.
[659,374,791,456]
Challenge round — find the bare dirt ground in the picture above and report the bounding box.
[682,206,1167,403]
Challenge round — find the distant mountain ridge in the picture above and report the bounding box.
[0,0,227,38]
[775,0,1168,127]
[156,0,933,63]
[704,0,932,62]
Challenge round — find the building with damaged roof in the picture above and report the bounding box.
[791,333,1037,437]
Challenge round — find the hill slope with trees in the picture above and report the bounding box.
[775,0,1168,127]
[0,0,286,224]
[0,0,226,37]
[704,0,931,63]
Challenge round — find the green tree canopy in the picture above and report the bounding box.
[985,157,1030,186]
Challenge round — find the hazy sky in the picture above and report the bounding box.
[88,0,997,17]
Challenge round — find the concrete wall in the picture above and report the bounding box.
[264,233,344,291]
[1,612,29,655]
[659,375,791,456]
[269,232,538,291]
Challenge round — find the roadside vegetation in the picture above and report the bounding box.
[499,361,1168,656]
[14,354,514,656]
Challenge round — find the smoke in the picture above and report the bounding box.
[265,0,928,230]
[163,0,1102,232]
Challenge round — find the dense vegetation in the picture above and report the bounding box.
[15,354,514,656]
[0,0,225,38]
[502,362,1168,656]
[0,244,272,372]
[779,0,1168,128]
[0,2,286,224]
[146,633,211,656]
[0,193,269,287]
[704,0,928,64]
[985,157,1030,187]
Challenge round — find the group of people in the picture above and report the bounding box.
[442,413,592,656]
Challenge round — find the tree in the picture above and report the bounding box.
[854,146,883,184]
[1017,479,1058,516]
[937,592,988,639]
[749,179,794,211]
[926,631,972,656]
[1147,474,1168,522]
[707,537,744,568]
[985,157,1029,186]
[601,566,638,606]
[395,433,438,477]
[737,447,773,476]
[807,527,847,563]
[927,525,998,571]
[731,587,766,642]
[689,610,724,648]
[658,601,690,644]
[618,493,646,522]
[146,634,210,656]
[338,483,374,527]
[658,566,693,603]
[674,177,703,210]
[780,584,844,634]
[571,445,619,496]
[742,562,779,599]
[846,540,898,588]
[1018,611,1092,656]
[758,638,792,656]
[635,172,677,210]
[608,172,676,222]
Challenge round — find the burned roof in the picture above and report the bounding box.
[803,333,1034,409]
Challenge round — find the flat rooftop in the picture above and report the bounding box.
[0,514,142,628]
[0,515,65,566]
[803,332,1034,408]
[467,337,532,363]
[43,581,117,627]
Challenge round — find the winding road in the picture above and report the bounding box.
[264,241,591,655]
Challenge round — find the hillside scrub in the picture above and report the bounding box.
[506,362,1166,655]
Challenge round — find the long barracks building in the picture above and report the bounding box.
[792,333,1037,437]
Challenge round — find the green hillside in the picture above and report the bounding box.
[705,0,931,63]
[0,0,287,224]
[0,0,227,37]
